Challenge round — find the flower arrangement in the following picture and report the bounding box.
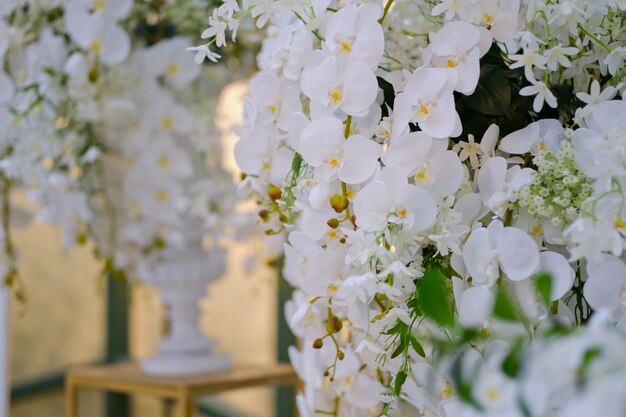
[196,0,626,415]
[0,0,249,299]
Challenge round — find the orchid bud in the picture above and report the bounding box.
[327,218,339,229]
[267,184,282,201]
[313,338,323,349]
[258,210,269,221]
[75,232,88,245]
[330,194,349,213]
[327,315,343,334]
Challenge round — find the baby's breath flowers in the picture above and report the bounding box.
[516,142,593,227]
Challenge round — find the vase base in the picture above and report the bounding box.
[140,353,232,377]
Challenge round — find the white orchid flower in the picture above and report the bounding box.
[463,220,540,286]
[234,128,293,185]
[133,137,193,180]
[258,24,313,80]
[398,67,461,139]
[65,3,130,66]
[143,92,195,136]
[76,0,133,20]
[247,71,302,131]
[515,251,575,320]
[145,37,201,89]
[301,52,378,117]
[283,231,322,288]
[384,131,464,196]
[584,256,626,322]
[499,119,565,155]
[323,3,384,70]
[299,117,381,184]
[426,21,485,95]
[573,100,626,180]
[353,166,437,233]
[477,156,534,218]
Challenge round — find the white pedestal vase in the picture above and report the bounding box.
[138,244,232,377]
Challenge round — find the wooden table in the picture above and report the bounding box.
[65,362,299,417]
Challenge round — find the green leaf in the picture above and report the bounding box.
[450,355,482,410]
[418,267,454,327]
[493,286,520,322]
[534,273,553,309]
[390,343,404,359]
[384,321,407,335]
[502,341,524,378]
[576,346,602,381]
[464,65,511,116]
[410,335,426,358]
[394,370,407,393]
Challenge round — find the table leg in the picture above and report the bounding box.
[65,378,78,417]
[178,393,195,417]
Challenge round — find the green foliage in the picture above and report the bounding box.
[455,45,534,140]
[534,273,553,309]
[576,346,602,382]
[463,64,511,116]
[493,286,520,322]
[418,266,455,327]
[501,340,524,378]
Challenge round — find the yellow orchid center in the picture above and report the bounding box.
[94,0,105,11]
[446,58,457,68]
[486,388,500,402]
[419,105,430,117]
[157,190,169,202]
[162,116,173,131]
[439,386,453,399]
[90,41,102,54]
[531,226,543,235]
[167,63,179,75]
[158,155,170,169]
[329,88,343,106]
[616,218,625,228]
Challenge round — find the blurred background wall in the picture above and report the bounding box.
[9,190,280,417]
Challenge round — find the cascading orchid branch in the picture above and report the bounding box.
[0,0,252,300]
[197,0,626,415]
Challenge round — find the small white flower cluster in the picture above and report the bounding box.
[198,0,626,415]
[516,142,592,227]
[0,1,240,284]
